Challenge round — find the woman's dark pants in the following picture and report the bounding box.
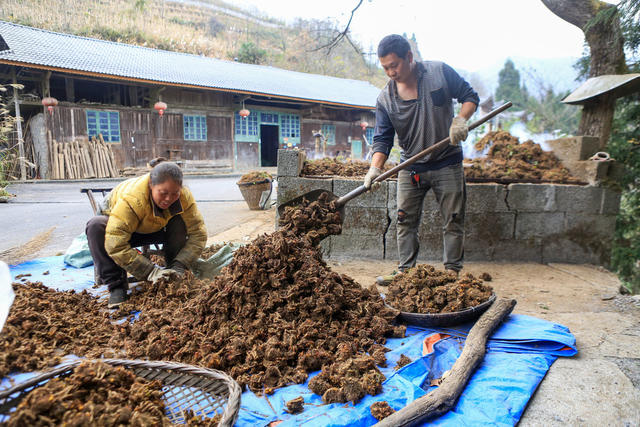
[86,215,187,291]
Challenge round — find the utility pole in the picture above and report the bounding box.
[12,69,26,181]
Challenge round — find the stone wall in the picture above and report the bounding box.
[277,149,621,266]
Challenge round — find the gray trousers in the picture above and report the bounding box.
[396,163,466,272]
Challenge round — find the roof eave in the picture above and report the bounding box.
[0,59,376,110]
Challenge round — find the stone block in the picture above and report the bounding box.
[563,213,617,236]
[606,161,627,182]
[341,206,389,235]
[329,234,385,260]
[542,213,616,265]
[563,160,610,185]
[466,183,509,213]
[546,136,600,162]
[507,184,558,212]
[515,212,565,239]
[492,238,543,262]
[276,176,332,206]
[277,149,306,177]
[466,212,515,242]
[318,237,331,259]
[465,237,543,262]
[388,180,397,209]
[542,239,611,265]
[601,187,621,215]
[333,178,388,208]
[555,185,604,214]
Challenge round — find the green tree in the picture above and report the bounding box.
[495,59,528,109]
[236,41,267,65]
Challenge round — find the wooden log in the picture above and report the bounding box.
[82,146,96,178]
[106,145,117,177]
[97,144,107,178]
[374,298,517,427]
[58,153,64,180]
[51,141,59,180]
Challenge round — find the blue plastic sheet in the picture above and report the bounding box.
[6,256,578,426]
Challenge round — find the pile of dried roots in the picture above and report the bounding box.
[2,191,404,410]
[384,265,493,314]
[301,158,395,177]
[3,361,216,426]
[278,191,342,245]
[0,283,117,377]
[465,131,580,183]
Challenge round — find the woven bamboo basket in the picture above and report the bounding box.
[237,179,272,210]
[0,359,241,426]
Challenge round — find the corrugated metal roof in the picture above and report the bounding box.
[0,20,380,109]
[562,74,640,104]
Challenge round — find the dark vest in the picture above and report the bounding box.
[376,61,460,163]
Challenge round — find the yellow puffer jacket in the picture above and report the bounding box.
[102,173,207,279]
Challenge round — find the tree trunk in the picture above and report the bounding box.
[541,0,626,148]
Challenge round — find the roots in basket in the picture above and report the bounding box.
[3,360,218,426]
[383,264,494,314]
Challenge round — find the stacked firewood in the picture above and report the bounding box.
[49,135,118,179]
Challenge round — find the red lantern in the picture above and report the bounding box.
[239,108,250,118]
[154,101,167,117]
[360,121,369,131]
[41,97,58,115]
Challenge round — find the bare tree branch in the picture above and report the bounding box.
[309,0,364,55]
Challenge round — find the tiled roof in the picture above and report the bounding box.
[0,21,379,109]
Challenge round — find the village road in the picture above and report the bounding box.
[0,176,276,262]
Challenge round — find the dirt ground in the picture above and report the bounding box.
[209,208,640,425]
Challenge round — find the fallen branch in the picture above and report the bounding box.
[374,297,517,427]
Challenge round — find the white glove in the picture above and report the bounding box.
[449,116,468,146]
[147,267,178,284]
[364,166,383,190]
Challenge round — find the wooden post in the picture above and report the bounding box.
[12,70,26,181]
[374,298,517,427]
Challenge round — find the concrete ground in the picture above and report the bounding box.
[209,210,640,426]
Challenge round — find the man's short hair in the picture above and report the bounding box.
[377,34,411,59]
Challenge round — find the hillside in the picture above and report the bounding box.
[0,0,388,87]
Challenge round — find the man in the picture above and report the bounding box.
[365,34,479,285]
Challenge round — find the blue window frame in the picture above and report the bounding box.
[183,115,207,141]
[280,114,300,140]
[260,112,278,124]
[235,110,258,140]
[321,124,336,145]
[86,110,120,142]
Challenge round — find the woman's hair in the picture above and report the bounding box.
[148,157,167,168]
[149,160,183,186]
[377,34,411,59]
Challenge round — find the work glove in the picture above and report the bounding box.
[147,266,178,284]
[449,116,468,146]
[364,166,383,190]
[168,261,187,279]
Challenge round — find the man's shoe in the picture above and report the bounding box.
[376,270,403,286]
[108,287,128,309]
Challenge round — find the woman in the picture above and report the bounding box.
[86,160,207,308]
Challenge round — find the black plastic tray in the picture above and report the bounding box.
[388,293,497,327]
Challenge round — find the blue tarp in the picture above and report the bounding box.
[6,256,578,426]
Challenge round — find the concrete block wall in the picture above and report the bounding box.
[276,150,621,266]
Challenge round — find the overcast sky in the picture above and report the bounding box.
[235,0,620,72]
